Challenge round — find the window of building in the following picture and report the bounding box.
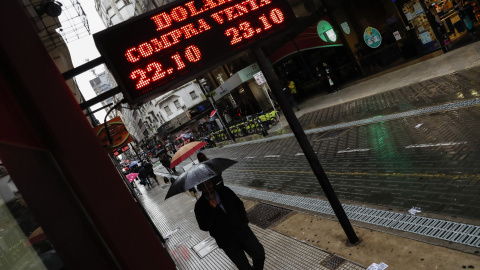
[189,91,199,100]
[106,6,114,17]
[174,100,181,109]
[164,105,172,116]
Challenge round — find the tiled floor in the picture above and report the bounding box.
[138,181,366,270]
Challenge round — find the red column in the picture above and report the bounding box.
[0,2,176,269]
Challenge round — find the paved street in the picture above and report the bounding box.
[171,67,480,220]
[145,45,480,269]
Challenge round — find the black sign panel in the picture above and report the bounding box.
[93,0,296,104]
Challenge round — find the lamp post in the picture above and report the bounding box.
[198,78,235,142]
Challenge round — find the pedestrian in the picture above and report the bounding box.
[287,79,300,103]
[160,153,176,174]
[142,160,159,184]
[319,62,339,94]
[197,152,224,187]
[282,81,300,111]
[194,179,265,270]
[137,165,153,189]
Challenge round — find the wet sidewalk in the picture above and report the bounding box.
[139,178,366,270]
[141,170,480,269]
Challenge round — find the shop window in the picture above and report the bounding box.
[116,0,125,9]
[173,100,181,110]
[0,163,65,269]
[164,106,172,116]
[189,91,198,100]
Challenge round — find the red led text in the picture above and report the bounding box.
[130,45,202,89]
[125,19,211,63]
[225,8,284,45]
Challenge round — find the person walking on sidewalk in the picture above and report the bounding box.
[160,153,176,175]
[137,165,153,189]
[317,62,339,94]
[195,179,265,270]
[142,159,159,184]
[282,81,300,111]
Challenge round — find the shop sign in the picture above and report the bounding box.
[317,20,337,42]
[253,71,266,85]
[393,31,401,41]
[237,63,260,81]
[340,22,350,35]
[93,116,133,151]
[419,31,432,44]
[270,15,343,64]
[364,27,382,48]
[113,145,130,157]
[211,63,259,101]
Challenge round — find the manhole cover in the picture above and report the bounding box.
[247,203,291,229]
[314,128,350,141]
[321,255,346,270]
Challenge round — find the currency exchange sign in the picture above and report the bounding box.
[93,0,296,105]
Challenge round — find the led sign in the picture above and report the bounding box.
[94,0,296,104]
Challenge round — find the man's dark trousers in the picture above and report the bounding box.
[222,227,264,270]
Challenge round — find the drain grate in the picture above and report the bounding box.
[321,255,346,270]
[232,186,480,248]
[247,203,291,229]
[314,128,350,141]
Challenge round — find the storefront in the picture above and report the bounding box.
[205,62,275,123]
[269,0,479,96]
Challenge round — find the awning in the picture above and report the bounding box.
[269,15,343,64]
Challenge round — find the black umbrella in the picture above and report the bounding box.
[164,158,237,200]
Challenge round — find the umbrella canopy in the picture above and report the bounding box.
[25,227,46,247]
[165,158,237,199]
[170,141,207,168]
[175,134,186,141]
[209,110,217,117]
[126,173,139,183]
[129,161,139,168]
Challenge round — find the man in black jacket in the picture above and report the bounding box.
[194,179,265,270]
[141,160,159,184]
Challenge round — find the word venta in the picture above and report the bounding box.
[125,0,273,64]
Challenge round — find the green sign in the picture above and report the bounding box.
[363,27,382,48]
[317,20,337,43]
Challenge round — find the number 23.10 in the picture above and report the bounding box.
[225,8,285,45]
[129,45,202,90]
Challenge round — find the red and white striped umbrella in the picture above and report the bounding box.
[170,141,207,168]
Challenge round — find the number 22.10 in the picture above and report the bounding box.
[130,45,202,90]
[225,8,285,45]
